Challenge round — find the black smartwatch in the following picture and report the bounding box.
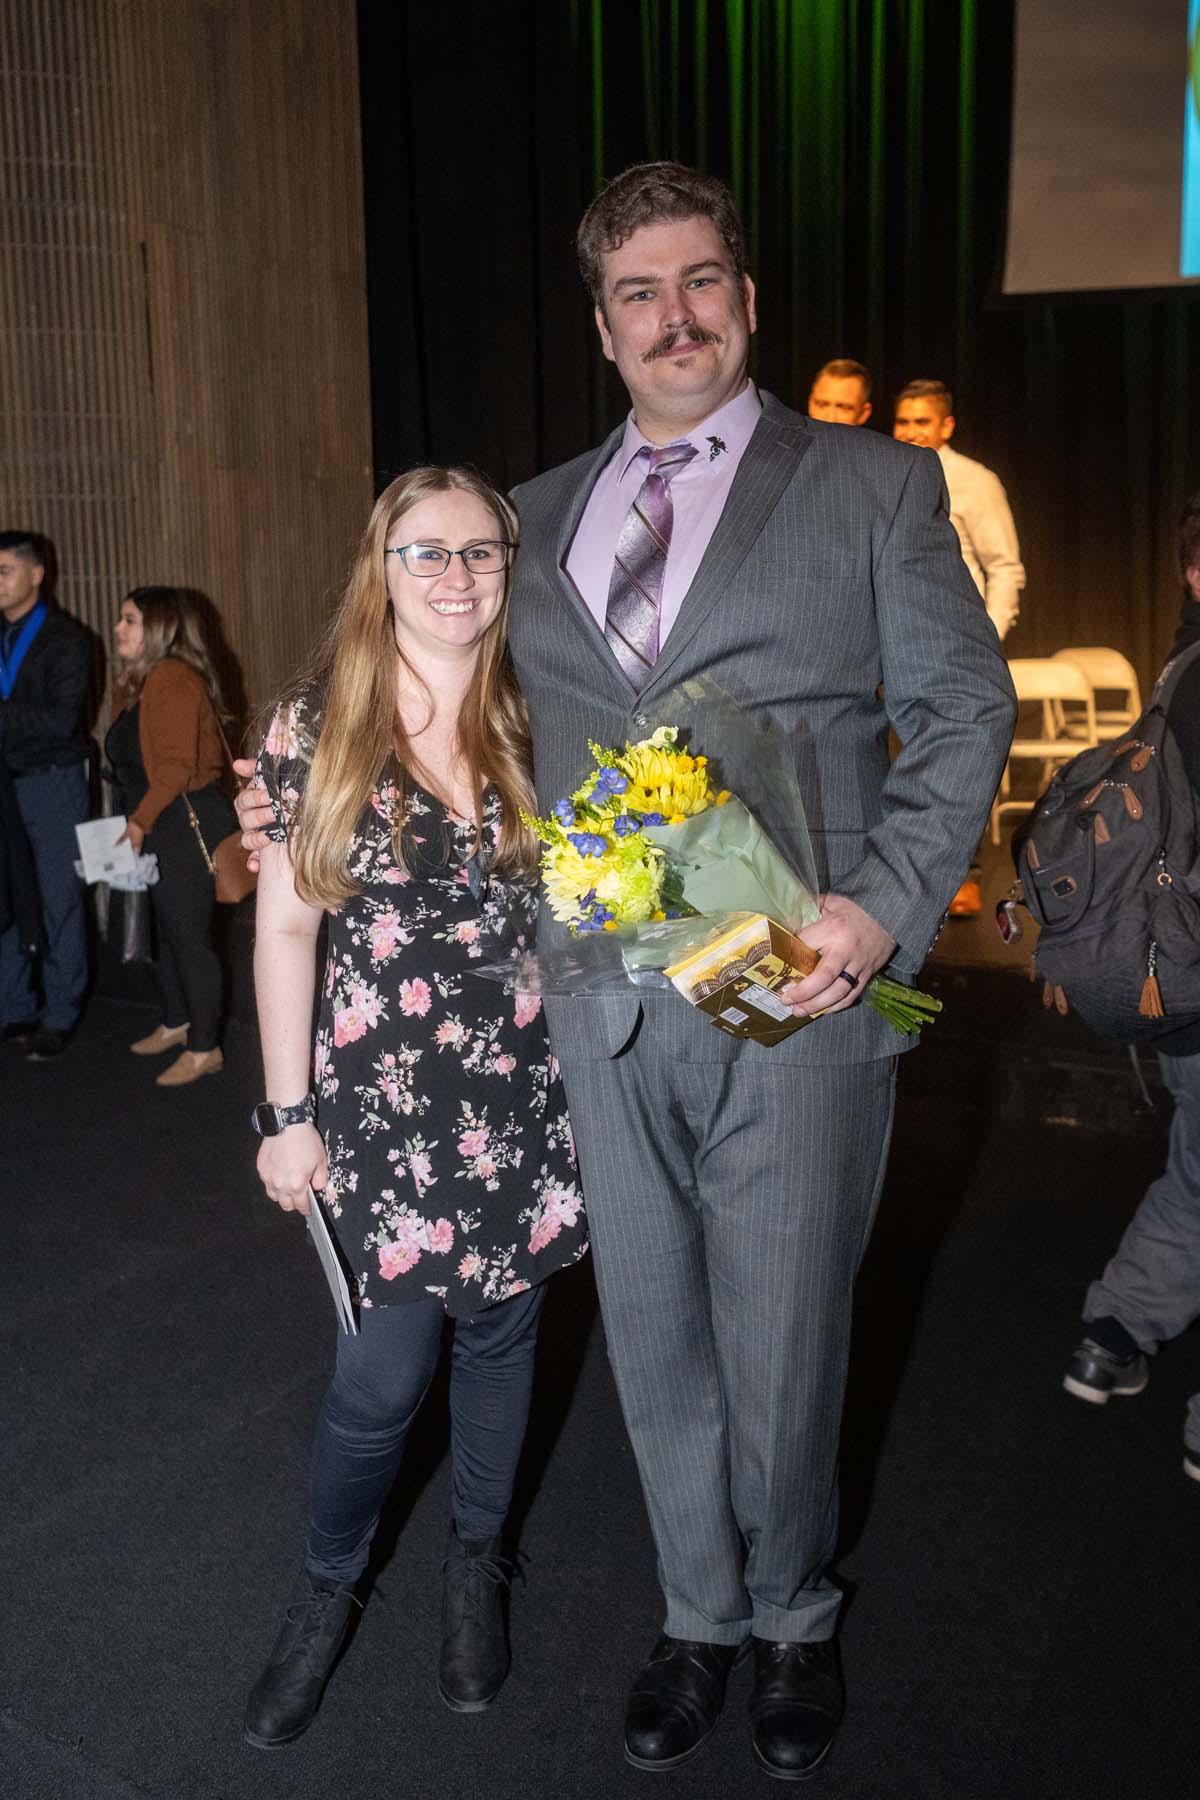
[251,1094,316,1137]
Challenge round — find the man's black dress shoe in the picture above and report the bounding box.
[624,1634,742,1771]
[0,1020,38,1047]
[749,1637,844,1781]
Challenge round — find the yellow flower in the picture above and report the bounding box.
[618,741,717,820]
[619,745,677,791]
[541,843,606,921]
[658,762,716,818]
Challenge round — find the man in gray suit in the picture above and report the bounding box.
[507,163,1013,1781]
[236,163,1014,1781]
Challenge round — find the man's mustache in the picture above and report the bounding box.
[643,326,721,363]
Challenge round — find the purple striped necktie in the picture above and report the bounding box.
[603,440,698,688]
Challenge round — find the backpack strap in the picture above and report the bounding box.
[1150,638,1200,713]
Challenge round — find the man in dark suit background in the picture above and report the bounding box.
[236,163,1015,1780]
[0,530,91,1060]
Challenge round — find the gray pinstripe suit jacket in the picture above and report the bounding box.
[508,391,1017,1068]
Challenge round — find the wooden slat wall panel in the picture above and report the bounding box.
[1,0,372,727]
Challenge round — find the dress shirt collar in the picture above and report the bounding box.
[615,381,763,484]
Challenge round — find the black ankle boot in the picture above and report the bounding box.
[437,1528,512,1712]
[243,1571,360,1749]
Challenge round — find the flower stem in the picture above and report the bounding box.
[865,975,942,1034]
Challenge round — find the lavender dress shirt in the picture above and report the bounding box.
[564,382,763,647]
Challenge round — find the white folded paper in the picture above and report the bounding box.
[75,816,137,884]
[306,1186,358,1334]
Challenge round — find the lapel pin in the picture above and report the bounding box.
[706,435,727,462]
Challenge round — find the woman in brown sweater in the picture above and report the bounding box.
[108,587,237,1085]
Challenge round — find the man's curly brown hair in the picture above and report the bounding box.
[576,162,747,316]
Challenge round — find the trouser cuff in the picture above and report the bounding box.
[751,1590,841,1643]
[662,1602,752,1646]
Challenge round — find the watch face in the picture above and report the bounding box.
[252,1102,281,1137]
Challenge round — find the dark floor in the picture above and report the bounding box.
[3,879,1197,1800]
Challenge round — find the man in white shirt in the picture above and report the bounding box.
[807,358,872,427]
[893,379,1025,641]
[892,380,1024,917]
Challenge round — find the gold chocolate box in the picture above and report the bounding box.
[663,913,820,1046]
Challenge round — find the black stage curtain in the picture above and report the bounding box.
[358,0,1200,686]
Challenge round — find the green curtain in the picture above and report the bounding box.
[361,0,1200,686]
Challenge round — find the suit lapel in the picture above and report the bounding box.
[550,424,629,651]
[552,423,624,578]
[638,397,814,701]
[524,423,634,693]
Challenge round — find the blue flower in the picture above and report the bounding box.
[567,831,607,858]
[553,799,576,826]
[593,768,627,795]
[642,811,665,826]
[612,813,642,838]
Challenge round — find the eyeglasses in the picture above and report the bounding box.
[385,541,513,577]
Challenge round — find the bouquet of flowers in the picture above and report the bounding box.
[521,726,939,1036]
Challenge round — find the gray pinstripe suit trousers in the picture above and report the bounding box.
[559,1022,896,1643]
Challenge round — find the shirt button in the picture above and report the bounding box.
[632,712,648,729]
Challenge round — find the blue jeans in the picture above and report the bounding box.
[0,761,89,1032]
[305,1284,545,1583]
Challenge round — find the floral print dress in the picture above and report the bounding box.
[258,694,586,1317]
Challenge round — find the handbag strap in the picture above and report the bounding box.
[214,714,238,771]
[184,793,217,878]
[187,701,238,833]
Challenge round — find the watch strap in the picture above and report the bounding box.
[251,1094,316,1136]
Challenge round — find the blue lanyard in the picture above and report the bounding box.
[0,602,48,701]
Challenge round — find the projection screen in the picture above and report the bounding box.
[1003,0,1200,295]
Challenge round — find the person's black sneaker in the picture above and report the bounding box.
[1062,1337,1149,1404]
[1,1020,38,1047]
[25,1028,68,1061]
[438,1529,513,1712]
[243,1571,359,1749]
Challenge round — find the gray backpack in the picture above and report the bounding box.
[1013,642,1200,1043]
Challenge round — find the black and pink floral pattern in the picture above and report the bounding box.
[258,693,586,1317]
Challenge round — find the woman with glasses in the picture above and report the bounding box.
[244,466,585,1750]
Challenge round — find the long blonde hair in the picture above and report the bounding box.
[283,466,536,909]
[116,586,229,717]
